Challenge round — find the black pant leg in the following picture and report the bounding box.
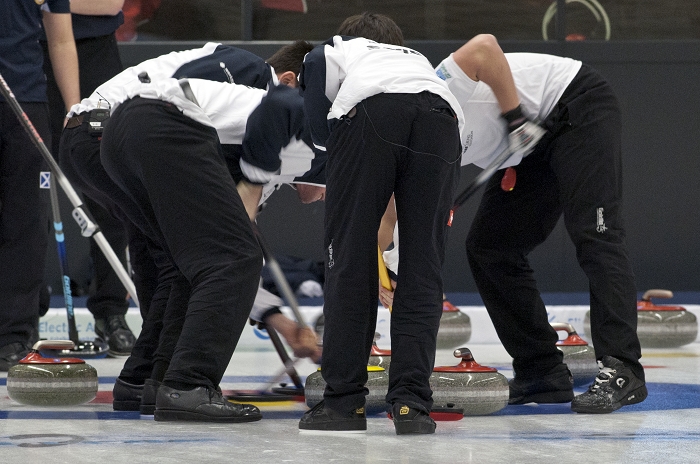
[386,93,461,411]
[319,99,396,412]
[466,156,565,378]
[84,193,130,319]
[118,240,174,383]
[0,102,51,345]
[548,68,643,380]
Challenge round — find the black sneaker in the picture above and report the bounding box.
[154,384,262,423]
[0,342,31,372]
[298,400,366,432]
[571,356,648,414]
[140,379,161,415]
[509,363,574,404]
[391,404,436,435]
[113,377,144,411]
[95,315,136,357]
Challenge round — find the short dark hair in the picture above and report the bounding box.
[336,12,404,46]
[266,40,315,76]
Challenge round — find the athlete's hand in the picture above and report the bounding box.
[378,279,397,309]
[264,313,322,363]
[502,105,546,157]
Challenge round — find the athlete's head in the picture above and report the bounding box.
[336,12,404,46]
[267,40,315,87]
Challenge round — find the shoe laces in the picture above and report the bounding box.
[206,386,223,403]
[590,361,616,392]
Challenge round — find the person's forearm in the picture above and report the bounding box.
[237,180,263,221]
[43,12,80,110]
[49,41,80,110]
[452,34,520,114]
[70,0,124,16]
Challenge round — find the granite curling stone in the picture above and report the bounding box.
[430,347,509,416]
[304,365,389,415]
[436,299,472,350]
[7,340,98,406]
[551,322,598,387]
[584,289,698,348]
[635,289,698,347]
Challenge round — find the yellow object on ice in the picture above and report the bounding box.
[378,245,393,312]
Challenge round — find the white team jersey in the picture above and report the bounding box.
[187,79,266,144]
[67,42,270,117]
[302,36,464,151]
[436,52,582,169]
[325,37,463,125]
[98,77,266,140]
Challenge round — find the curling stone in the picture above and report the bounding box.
[436,299,472,350]
[583,289,698,348]
[430,347,509,416]
[7,340,98,406]
[552,322,598,387]
[367,332,391,370]
[304,365,389,415]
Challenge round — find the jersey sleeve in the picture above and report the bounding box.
[298,38,342,153]
[171,45,273,89]
[241,84,307,184]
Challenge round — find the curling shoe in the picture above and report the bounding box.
[112,377,144,411]
[391,404,436,435]
[154,384,261,423]
[571,356,647,414]
[299,400,366,432]
[509,363,574,404]
[95,315,136,357]
[0,342,31,372]
[140,379,161,415]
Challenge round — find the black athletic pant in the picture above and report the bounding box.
[100,98,262,388]
[321,92,461,413]
[44,33,129,319]
[0,102,50,346]
[119,240,182,383]
[466,65,644,381]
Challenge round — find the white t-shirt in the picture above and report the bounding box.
[435,52,582,169]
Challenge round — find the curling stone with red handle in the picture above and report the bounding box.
[367,332,391,370]
[304,365,389,415]
[552,322,598,387]
[7,340,98,406]
[436,299,472,350]
[583,289,698,348]
[430,348,509,416]
[636,289,698,347]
